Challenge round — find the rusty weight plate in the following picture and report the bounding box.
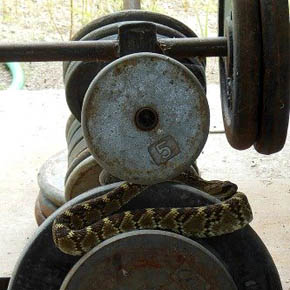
[64,32,114,121]
[68,138,87,167]
[60,231,237,290]
[82,53,209,184]
[35,192,60,226]
[39,192,58,218]
[65,61,108,121]
[98,161,199,186]
[38,150,66,207]
[9,183,282,290]
[66,149,91,183]
[65,21,205,121]
[72,10,199,40]
[63,10,201,76]
[67,126,83,155]
[184,62,206,92]
[65,114,76,140]
[219,0,262,150]
[64,22,119,120]
[66,118,81,145]
[65,155,102,201]
[34,195,47,226]
[99,169,121,185]
[254,0,289,154]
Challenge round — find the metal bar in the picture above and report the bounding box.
[123,0,141,9]
[0,37,227,62]
[159,37,228,57]
[0,40,119,62]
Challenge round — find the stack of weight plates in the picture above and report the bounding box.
[64,10,207,123]
[35,10,206,225]
[35,115,104,225]
[64,115,103,202]
[35,150,66,225]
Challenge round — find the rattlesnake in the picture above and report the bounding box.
[52,170,253,256]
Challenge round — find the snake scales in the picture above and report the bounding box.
[52,169,253,256]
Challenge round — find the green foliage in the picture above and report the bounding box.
[1,0,11,22]
[142,0,164,13]
[62,0,164,37]
[182,0,218,37]
[0,0,221,38]
[75,0,123,25]
[71,0,164,27]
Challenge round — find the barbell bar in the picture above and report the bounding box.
[0,3,288,155]
[0,37,227,62]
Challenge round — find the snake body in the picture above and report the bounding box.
[52,170,253,256]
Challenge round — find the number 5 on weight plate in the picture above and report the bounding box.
[148,136,180,166]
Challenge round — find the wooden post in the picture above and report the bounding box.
[123,0,141,9]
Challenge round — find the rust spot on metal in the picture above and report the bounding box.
[133,258,162,269]
[175,254,186,264]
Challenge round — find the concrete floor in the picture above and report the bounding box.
[0,85,289,289]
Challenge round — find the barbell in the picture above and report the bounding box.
[0,2,288,155]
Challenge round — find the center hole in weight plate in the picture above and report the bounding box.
[135,107,159,131]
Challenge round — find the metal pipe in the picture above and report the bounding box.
[0,41,119,62]
[0,37,227,62]
[158,37,228,57]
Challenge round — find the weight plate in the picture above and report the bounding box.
[34,195,47,226]
[82,53,209,184]
[65,21,205,121]
[66,119,81,145]
[254,0,290,154]
[184,62,206,92]
[38,150,66,207]
[65,149,91,183]
[98,162,199,186]
[60,231,237,290]
[65,115,76,140]
[65,155,102,201]
[39,192,58,218]
[9,183,282,290]
[78,21,204,72]
[63,10,200,75]
[74,10,198,40]
[67,127,83,155]
[68,138,87,166]
[219,0,262,150]
[63,19,202,79]
[99,169,121,185]
[65,61,108,120]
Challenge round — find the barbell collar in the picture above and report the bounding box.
[0,37,228,62]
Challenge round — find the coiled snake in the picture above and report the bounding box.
[52,169,253,256]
